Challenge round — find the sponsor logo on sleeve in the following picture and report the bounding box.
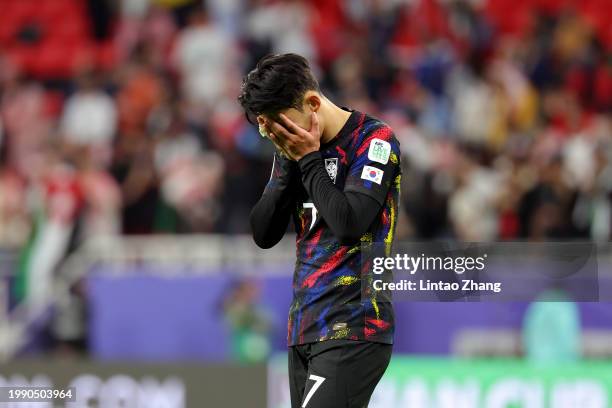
[361,165,384,184]
[368,138,391,165]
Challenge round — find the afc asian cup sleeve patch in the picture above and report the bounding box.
[367,138,391,165]
[361,165,384,185]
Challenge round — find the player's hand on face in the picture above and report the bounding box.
[259,116,294,159]
[268,112,320,161]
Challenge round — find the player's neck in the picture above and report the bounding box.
[320,103,352,145]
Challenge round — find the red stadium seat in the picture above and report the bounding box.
[0,0,92,78]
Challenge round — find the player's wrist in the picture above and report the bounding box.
[297,151,322,170]
[276,151,298,168]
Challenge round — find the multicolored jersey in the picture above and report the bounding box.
[288,110,401,346]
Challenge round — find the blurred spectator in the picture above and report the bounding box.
[60,71,117,167]
[583,143,612,241]
[518,156,576,240]
[523,289,581,364]
[116,4,177,64]
[172,8,235,105]
[0,69,51,177]
[0,0,608,360]
[75,146,121,239]
[245,0,316,62]
[0,0,607,246]
[117,45,165,134]
[153,113,225,232]
[221,279,274,363]
[110,134,160,234]
[449,150,501,241]
[0,167,29,247]
[15,148,83,306]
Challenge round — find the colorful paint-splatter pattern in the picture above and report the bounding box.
[288,111,401,346]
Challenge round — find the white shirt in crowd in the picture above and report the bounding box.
[61,90,117,145]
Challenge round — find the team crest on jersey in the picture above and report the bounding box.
[324,158,338,183]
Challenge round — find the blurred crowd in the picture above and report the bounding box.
[0,0,610,252]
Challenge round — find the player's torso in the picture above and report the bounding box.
[291,115,400,266]
[293,146,349,246]
[287,113,400,345]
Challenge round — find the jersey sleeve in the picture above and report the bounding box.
[250,152,297,248]
[343,125,401,205]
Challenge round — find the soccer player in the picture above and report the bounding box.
[239,53,401,408]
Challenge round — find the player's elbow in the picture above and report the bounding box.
[250,223,281,249]
[250,211,281,249]
[252,234,279,249]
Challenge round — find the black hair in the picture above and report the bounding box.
[238,53,319,124]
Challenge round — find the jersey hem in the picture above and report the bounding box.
[288,334,394,347]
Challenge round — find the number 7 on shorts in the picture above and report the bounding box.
[302,374,325,407]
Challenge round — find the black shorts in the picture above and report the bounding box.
[288,339,392,408]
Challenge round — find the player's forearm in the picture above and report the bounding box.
[298,152,380,245]
[250,192,293,248]
[250,154,297,248]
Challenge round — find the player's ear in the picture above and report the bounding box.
[258,115,274,127]
[304,92,321,113]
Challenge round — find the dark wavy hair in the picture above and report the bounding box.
[238,53,319,124]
